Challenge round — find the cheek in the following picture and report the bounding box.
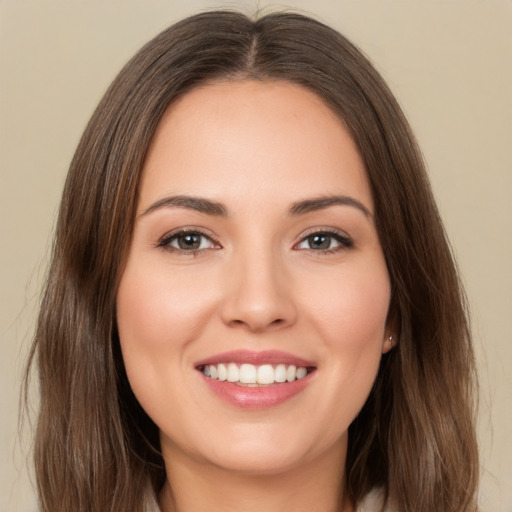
[297,259,390,402]
[300,260,391,348]
[115,260,220,410]
[117,261,217,350]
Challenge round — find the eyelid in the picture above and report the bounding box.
[156,226,352,255]
[157,227,222,253]
[293,227,353,252]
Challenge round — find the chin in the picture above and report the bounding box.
[166,422,347,477]
[204,448,312,476]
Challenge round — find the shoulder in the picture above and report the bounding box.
[357,488,394,512]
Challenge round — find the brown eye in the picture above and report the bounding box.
[175,233,204,250]
[159,230,217,252]
[307,234,332,250]
[295,231,353,252]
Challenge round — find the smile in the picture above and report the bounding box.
[200,363,311,386]
[195,350,317,409]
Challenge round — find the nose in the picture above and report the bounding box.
[220,248,297,333]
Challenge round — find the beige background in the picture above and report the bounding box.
[1,1,510,511]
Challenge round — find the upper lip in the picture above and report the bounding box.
[194,349,316,368]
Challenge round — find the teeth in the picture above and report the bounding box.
[201,363,310,385]
[218,363,227,381]
[227,363,239,382]
[257,364,274,384]
[275,364,287,383]
[239,364,257,384]
[296,367,307,379]
[286,365,296,382]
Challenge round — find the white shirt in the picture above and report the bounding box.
[358,488,390,511]
[147,487,389,511]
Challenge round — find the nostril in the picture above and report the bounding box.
[227,316,287,333]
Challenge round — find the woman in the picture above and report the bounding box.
[26,10,479,512]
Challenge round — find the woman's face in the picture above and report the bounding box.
[117,80,392,476]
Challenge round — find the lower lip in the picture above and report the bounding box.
[200,372,314,409]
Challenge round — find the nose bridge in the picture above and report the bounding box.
[221,237,296,332]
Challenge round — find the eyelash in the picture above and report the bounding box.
[157,228,353,255]
[157,228,220,256]
[293,229,353,254]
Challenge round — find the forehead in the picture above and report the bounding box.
[139,80,372,214]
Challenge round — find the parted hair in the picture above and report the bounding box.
[26,10,479,512]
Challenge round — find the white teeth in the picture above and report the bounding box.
[201,363,311,385]
[217,363,227,381]
[286,365,297,382]
[257,364,275,385]
[296,367,307,379]
[274,364,287,383]
[239,364,257,384]
[227,363,239,382]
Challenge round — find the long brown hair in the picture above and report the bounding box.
[25,10,479,512]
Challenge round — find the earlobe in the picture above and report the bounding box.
[382,334,396,354]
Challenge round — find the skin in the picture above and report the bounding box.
[116,80,393,512]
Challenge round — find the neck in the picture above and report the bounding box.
[158,441,353,512]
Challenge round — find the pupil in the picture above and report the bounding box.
[179,234,200,250]
[309,234,330,249]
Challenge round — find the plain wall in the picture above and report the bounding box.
[1,1,510,511]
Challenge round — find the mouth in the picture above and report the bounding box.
[197,363,315,386]
[194,350,317,408]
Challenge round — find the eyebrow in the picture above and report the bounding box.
[288,195,372,218]
[141,195,228,217]
[140,193,371,219]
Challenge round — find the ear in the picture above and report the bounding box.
[382,333,397,354]
[383,299,399,354]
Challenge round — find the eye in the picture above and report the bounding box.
[295,231,353,252]
[158,229,219,253]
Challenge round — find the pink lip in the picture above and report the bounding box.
[194,349,316,368]
[199,372,314,409]
[195,350,317,410]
